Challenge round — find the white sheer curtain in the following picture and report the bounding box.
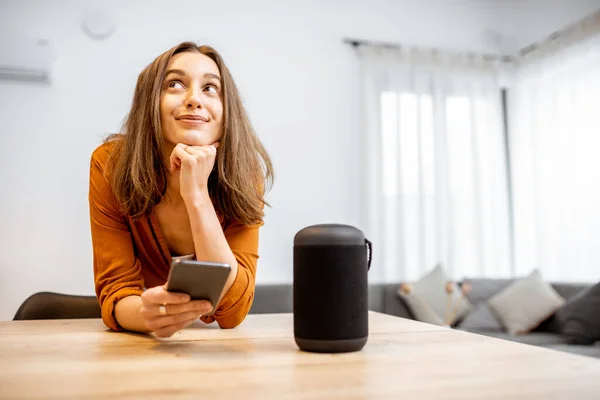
[358,46,512,282]
[509,22,600,283]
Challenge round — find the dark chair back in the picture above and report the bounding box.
[13,292,101,320]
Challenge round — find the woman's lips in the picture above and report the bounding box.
[177,118,207,126]
[176,114,208,126]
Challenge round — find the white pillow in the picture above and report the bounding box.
[397,264,472,326]
[487,270,565,335]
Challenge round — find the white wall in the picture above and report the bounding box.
[0,0,596,320]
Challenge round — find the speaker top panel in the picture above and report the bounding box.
[294,224,366,246]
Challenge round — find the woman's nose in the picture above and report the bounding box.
[185,89,203,109]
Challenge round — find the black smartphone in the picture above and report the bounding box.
[165,259,231,316]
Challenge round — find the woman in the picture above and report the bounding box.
[89,42,273,338]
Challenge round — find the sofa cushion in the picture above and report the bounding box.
[250,284,293,314]
[463,278,515,303]
[367,284,385,313]
[559,282,600,345]
[552,283,592,300]
[250,283,409,316]
[460,279,594,334]
[397,265,472,325]
[458,304,503,332]
[488,270,565,335]
[536,282,600,339]
[380,284,414,319]
[458,278,515,332]
[534,283,591,334]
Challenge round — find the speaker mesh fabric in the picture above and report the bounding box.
[294,245,368,340]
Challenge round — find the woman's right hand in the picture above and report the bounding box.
[140,286,213,338]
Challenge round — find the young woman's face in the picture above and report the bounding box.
[160,52,223,147]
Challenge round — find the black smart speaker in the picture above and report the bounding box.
[293,224,372,353]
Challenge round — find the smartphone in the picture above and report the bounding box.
[165,259,231,316]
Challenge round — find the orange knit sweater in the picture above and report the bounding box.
[89,142,261,331]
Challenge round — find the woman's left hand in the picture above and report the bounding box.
[170,142,219,201]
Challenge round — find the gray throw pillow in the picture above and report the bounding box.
[535,283,597,334]
[558,282,600,345]
[397,264,472,326]
[488,270,565,335]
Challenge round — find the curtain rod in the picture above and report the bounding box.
[343,38,512,63]
[345,8,600,62]
[517,8,600,58]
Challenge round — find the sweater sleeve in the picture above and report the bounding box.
[200,219,263,329]
[89,143,144,331]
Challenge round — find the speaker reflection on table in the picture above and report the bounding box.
[293,224,372,353]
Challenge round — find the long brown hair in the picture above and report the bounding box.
[105,42,273,225]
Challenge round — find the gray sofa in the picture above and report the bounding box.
[250,280,600,359]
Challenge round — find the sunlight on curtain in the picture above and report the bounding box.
[510,31,600,282]
[361,46,511,282]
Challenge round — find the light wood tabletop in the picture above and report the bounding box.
[1,312,599,399]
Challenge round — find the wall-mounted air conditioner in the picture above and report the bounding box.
[0,36,55,83]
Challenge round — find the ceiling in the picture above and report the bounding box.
[474,0,600,53]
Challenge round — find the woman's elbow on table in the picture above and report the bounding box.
[214,312,245,329]
[214,298,254,329]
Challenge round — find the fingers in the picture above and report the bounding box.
[141,286,190,306]
[154,316,199,338]
[145,310,202,331]
[140,299,212,319]
[145,303,210,338]
[169,143,217,172]
[169,144,190,172]
[139,289,212,337]
[184,144,217,160]
[169,155,179,172]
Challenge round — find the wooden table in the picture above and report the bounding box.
[1,312,599,399]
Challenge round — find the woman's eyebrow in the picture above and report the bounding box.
[165,69,186,77]
[204,72,221,82]
[165,70,221,82]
